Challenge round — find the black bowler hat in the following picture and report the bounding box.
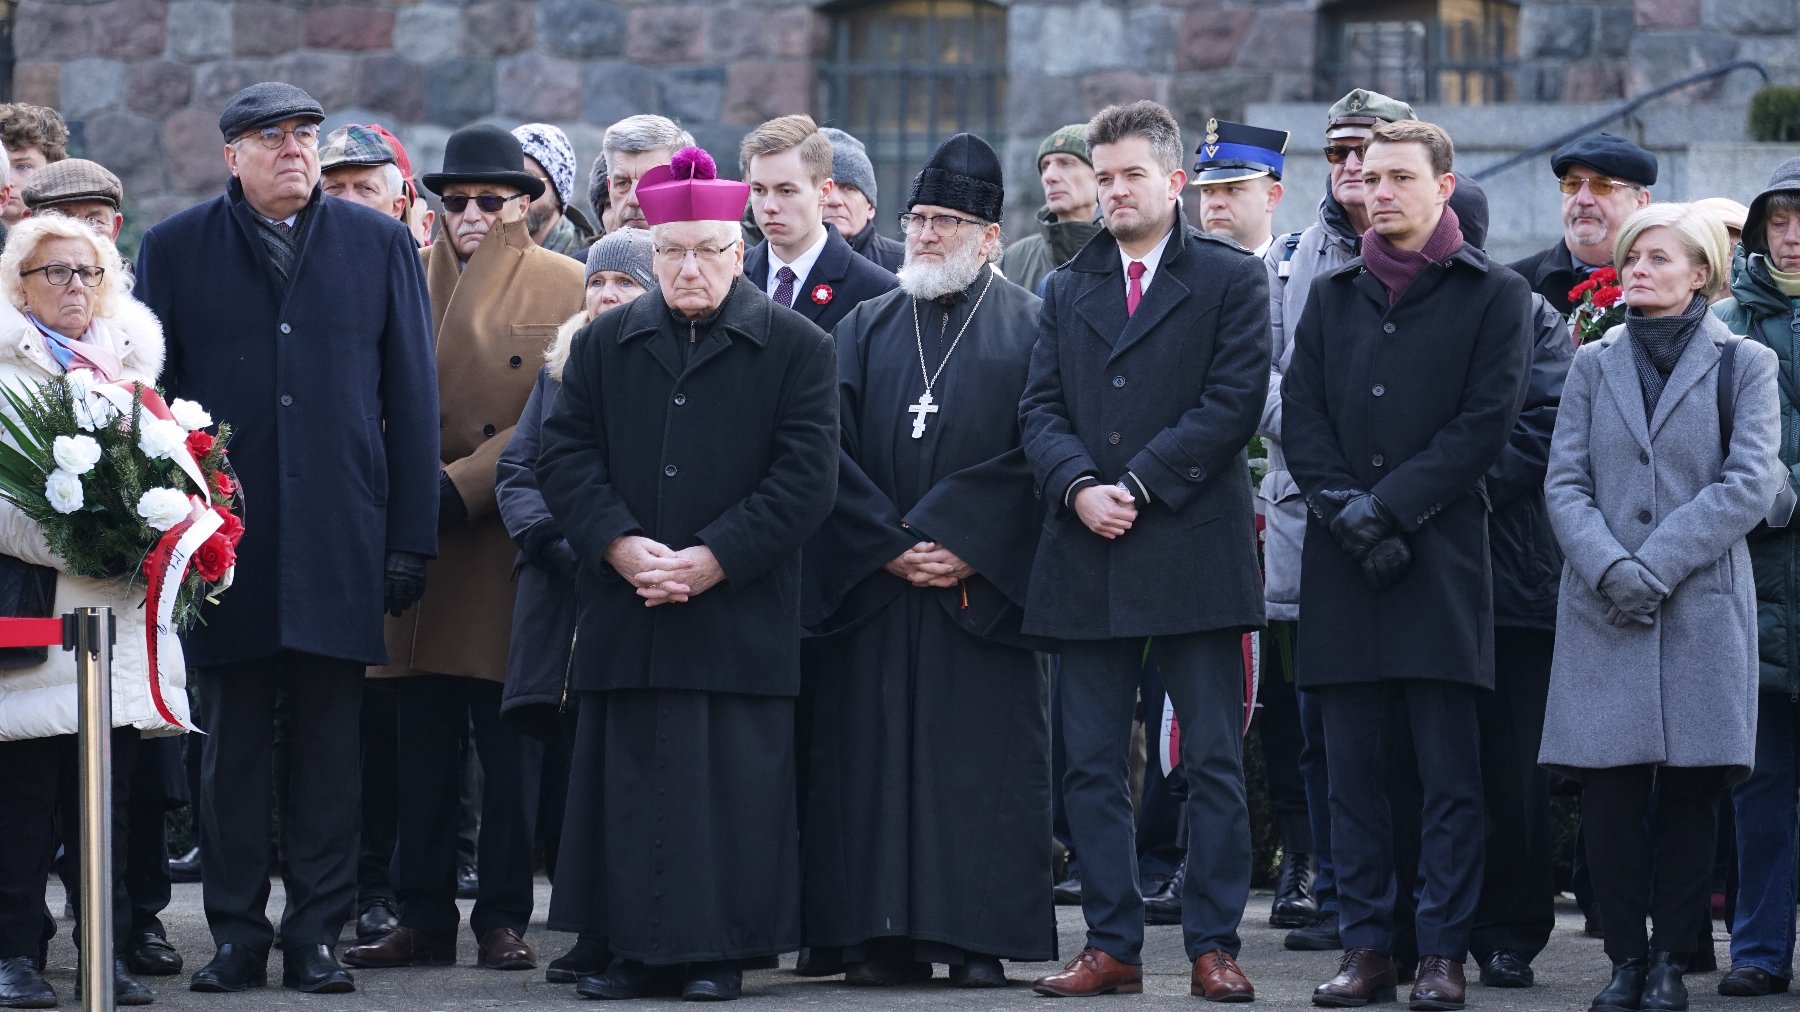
[1551,132,1657,187]
[421,124,546,200]
[908,133,1004,223]
[1192,118,1291,184]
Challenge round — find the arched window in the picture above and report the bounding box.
[1319,0,1519,105]
[820,0,1008,236]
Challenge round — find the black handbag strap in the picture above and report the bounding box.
[1719,334,1739,458]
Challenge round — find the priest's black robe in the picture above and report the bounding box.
[800,263,1056,964]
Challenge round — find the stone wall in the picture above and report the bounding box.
[12,0,1799,242]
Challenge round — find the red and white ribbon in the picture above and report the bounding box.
[139,497,218,733]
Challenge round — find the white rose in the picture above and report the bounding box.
[167,398,213,431]
[44,469,83,514]
[136,487,191,532]
[51,434,102,475]
[137,417,186,460]
[74,394,119,432]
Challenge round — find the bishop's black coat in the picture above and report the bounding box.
[744,223,898,334]
[800,267,1055,962]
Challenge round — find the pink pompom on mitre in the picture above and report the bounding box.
[668,146,717,181]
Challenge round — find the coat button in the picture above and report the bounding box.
[1188,467,1201,478]
[1639,451,1649,464]
[482,423,496,437]
[664,464,678,477]
[673,394,686,405]
[1638,510,1651,523]
[1112,375,1125,388]
[1372,384,1385,397]
[279,394,293,407]
[1371,453,1384,467]
[1382,322,1396,334]
[509,355,522,368]
[279,323,291,335]
[1108,432,1121,444]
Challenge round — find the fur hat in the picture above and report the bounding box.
[907,133,1003,223]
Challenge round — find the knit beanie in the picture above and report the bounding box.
[585,227,655,291]
[1037,124,1091,169]
[821,127,878,207]
[513,122,576,210]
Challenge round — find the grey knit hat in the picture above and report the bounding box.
[585,227,655,290]
[821,127,877,207]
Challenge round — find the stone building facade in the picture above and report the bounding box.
[12,0,1798,243]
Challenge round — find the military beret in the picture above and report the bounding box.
[21,158,122,211]
[218,82,324,141]
[1551,132,1657,187]
[1326,88,1416,138]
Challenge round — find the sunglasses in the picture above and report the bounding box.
[1324,143,1367,165]
[1558,175,1639,197]
[441,193,525,214]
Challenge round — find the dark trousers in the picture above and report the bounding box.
[1731,696,1800,978]
[1060,630,1249,963]
[1256,627,1311,855]
[1297,684,1339,915]
[124,800,169,938]
[1583,764,1725,962]
[1135,652,1188,881]
[1470,627,1556,963]
[358,678,398,906]
[1321,680,1483,959]
[196,653,362,952]
[391,675,536,942]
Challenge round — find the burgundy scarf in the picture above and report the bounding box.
[1361,205,1463,306]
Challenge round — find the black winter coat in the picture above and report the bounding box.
[1508,239,1587,314]
[1283,241,1532,689]
[743,224,897,334]
[1488,294,1576,630]
[537,280,838,698]
[844,221,906,273]
[136,181,440,668]
[1018,216,1271,639]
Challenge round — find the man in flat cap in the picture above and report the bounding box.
[800,132,1052,988]
[136,80,439,996]
[345,124,583,976]
[1510,131,1656,312]
[538,144,837,1002]
[21,158,122,241]
[319,124,409,224]
[820,127,904,272]
[1002,124,1101,294]
[1259,85,1415,955]
[515,122,597,259]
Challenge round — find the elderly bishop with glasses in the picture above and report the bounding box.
[537,144,837,1002]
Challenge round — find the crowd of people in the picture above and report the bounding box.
[0,76,1791,1012]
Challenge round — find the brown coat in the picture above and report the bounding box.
[374,218,585,680]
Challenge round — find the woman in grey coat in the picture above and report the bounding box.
[1542,203,1784,1012]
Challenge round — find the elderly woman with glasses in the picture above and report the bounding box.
[0,214,177,1007]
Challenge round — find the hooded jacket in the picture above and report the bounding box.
[1002,206,1103,295]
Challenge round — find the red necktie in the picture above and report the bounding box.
[1127,260,1145,316]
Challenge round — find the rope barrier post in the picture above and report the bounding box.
[75,607,113,1012]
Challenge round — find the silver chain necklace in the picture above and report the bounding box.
[907,265,995,438]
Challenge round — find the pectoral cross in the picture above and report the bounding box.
[908,390,939,438]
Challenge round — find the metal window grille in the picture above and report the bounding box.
[1320,0,1518,105]
[820,0,1008,237]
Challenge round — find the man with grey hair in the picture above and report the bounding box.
[1022,99,1270,1001]
[820,127,903,272]
[600,114,693,232]
[319,124,408,222]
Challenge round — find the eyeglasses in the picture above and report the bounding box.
[1323,143,1367,165]
[1559,175,1639,197]
[441,193,526,214]
[241,124,320,150]
[21,264,104,288]
[653,242,736,265]
[898,212,981,236]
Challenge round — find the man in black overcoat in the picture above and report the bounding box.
[536,145,837,1003]
[134,82,439,995]
[1282,120,1531,1010]
[1020,100,1270,1003]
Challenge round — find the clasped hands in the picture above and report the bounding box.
[605,535,725,607]
[1597,558,1668,628]
[1074,483,1137,539]
[1318,489,1410,591]
[886,541,974,588]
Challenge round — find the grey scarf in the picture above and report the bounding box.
[1625,292,1708,419]
[252,208,308,284]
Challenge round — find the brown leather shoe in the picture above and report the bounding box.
[1032,947,1143,997]
[1314,948,1397,1007]
[1192,949,1255,1002]
[1408,955,1465,1011]
[477,927,537,971]
[342,926,455,968]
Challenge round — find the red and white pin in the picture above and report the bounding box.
[810,284,833,305]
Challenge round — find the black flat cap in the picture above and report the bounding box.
[1551,132,1657,187]
[22,158,122,211]
[218,82,324,141]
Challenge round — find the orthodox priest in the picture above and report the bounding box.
[536,145,838,1003]
[800,133,1054,988]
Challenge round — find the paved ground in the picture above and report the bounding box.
[40,880,1742,1010]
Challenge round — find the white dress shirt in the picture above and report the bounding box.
[765,228,829,303]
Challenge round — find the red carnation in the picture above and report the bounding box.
[1591,267,1618,287]
[1592,286,1622,309]
[186,430,215,459]
[1569,278,1595,302]
[213,506,244,547]
[194,532,234,583]
[212,468,236,497]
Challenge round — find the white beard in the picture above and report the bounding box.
[899,243,986,301]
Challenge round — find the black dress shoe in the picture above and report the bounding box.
[843,957,931,985]
[167,847,201,884]
[114,960,154,1006]
[1641,953,1687,1011]
[1591,956,1648,1012]
[282,944,354,994]
[576,958,682,1000]
[1053,871,1082,906]
[1271,851,1320,929]
[1719,965,1790,996]
[456,862,479,900]
[0,957,55,1009]
[547,934,608,984]
[355,897,398,943]
[791,947,842,977]
[949,955,1007,988]
[1144,862,1184,926]
[1480,950,1534,988]
[682,963,742,1001]
[189,944,268,993]
[125,932,182,976]
[1287,910,1342,951]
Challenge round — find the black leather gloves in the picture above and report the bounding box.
[384,551,428,617]
[1360,536,1412,590]
[1599,559,1665,622]
[1318,489,1397,560]
[438,471,467,531]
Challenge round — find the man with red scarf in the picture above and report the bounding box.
[1281,119,1531,1010]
